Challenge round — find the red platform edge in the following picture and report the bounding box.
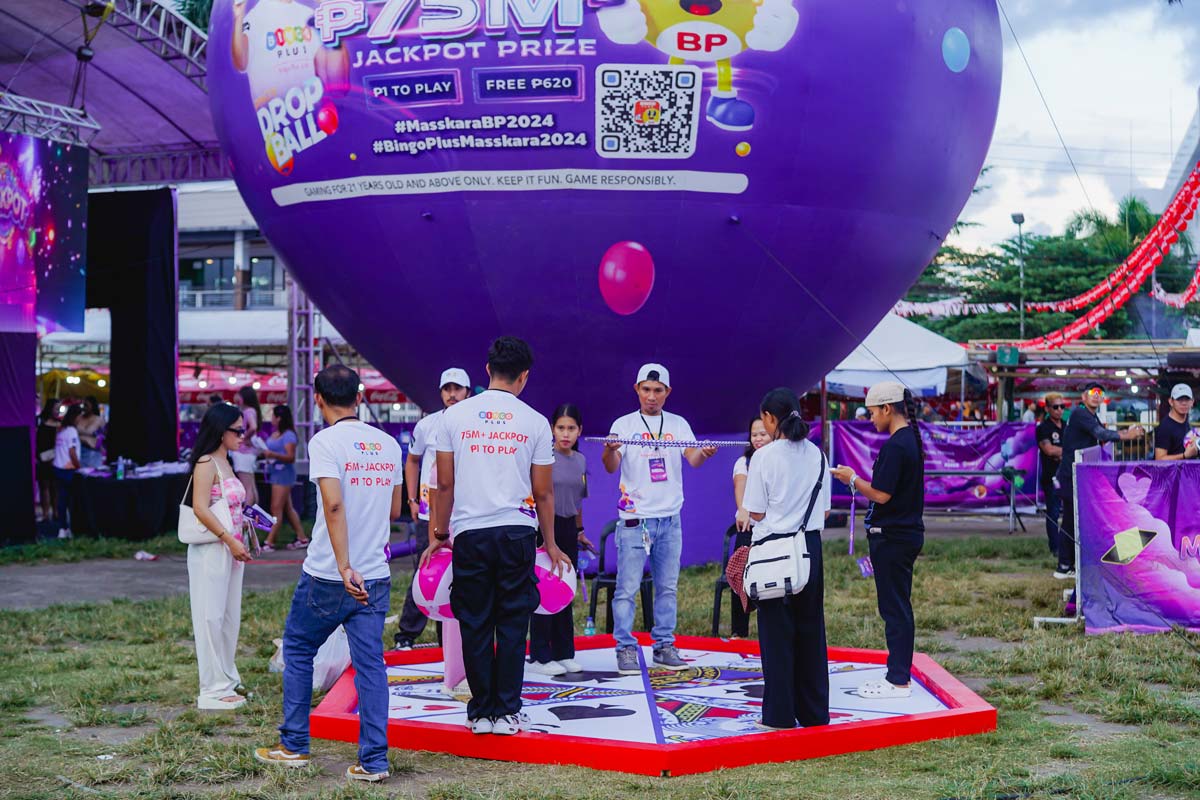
[310,634,997,777]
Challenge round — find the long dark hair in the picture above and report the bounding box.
[550,403,582,451]
[190,402,241,472]
[760,388,810,442]
[61,404,83,428]
[237,385,262,422]
[39,399,59,425]
[887,388,925,463]
[743,416,762,464]
[273,404,295,434]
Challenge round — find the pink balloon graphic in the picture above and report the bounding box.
[533,547,577,615]
[317,103,339,136]
[412,547,455,621]
[599,241,655,316]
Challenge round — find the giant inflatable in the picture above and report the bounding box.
[208,0,1001,429]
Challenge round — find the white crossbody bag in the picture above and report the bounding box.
[178,462,234,545]
[744,449,826,602]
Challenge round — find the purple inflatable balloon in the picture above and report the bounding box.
[208,0,1001,429]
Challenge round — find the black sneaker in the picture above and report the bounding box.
[394,636,414,651]
[652,645,688,671]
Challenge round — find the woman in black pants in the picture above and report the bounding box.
[832,381,925,699]
[742,388,831,729]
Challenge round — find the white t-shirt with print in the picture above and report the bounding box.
[242,0,318,106]
[741,438,831,541]
[435,389,553,536]
[409,410,443,522]
[54,427,80,469]
[303,420,402,582]
[609,410,696,520]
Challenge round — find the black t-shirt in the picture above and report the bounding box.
[864,428,925,534]
[1035,418,1064,484]
[1155,416,1192,457]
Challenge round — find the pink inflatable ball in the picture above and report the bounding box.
[534,547,577,615]
[412,547,454,621]
[598,241,655,316]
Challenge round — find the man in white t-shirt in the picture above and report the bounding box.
[602,363,715,674]
[256,365,403,783]
[394,367,470,650]
[423,337,570,736]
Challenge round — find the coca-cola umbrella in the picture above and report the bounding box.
[258,369,408,407]
[178,363,268,404]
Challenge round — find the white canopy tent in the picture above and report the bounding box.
[826,314,983,398]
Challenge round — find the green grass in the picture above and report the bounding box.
[0,534,189,566]
[0,536,1197,799]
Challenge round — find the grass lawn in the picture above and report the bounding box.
[0,535,1197,799]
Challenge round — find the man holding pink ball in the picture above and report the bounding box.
[422,336,571,736]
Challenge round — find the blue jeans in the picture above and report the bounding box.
[613,515,682,649]
[280,572,391,773]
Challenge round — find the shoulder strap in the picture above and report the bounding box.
[799,445,827,534]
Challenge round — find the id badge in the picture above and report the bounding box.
[648,456,668,483]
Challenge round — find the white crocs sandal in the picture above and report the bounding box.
[858,679,912,699]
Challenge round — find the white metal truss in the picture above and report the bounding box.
[0,92,101,146]
[89,144,231,186]
[288,275,320,473]
[62,0,209,93]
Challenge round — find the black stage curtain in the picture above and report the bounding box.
[86,189,178,465]
[0,333,36,544]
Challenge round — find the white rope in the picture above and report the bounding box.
[583,436,749,449]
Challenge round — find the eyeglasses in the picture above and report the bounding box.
[1049,404,1065,410]
[227,427,246,436]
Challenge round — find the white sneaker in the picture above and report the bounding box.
[57,528,72,540]
[557,658,583,673]
[526,660,566,676]
[468,717,493,735]
[490,713,528,735]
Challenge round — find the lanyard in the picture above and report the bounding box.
[639,413,664,450]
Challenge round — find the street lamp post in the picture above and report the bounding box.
[1012,212,1026,339]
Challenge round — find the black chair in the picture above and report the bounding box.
[588,519,654,634]
[711,524,740,637]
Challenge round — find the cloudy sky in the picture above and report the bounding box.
[953,0,1200,252]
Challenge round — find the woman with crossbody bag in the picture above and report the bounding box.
[182,403,253,710]
[742,388,831,730]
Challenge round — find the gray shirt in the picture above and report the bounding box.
[552,449,587,517]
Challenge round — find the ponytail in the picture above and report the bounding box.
[760,387,810,442]
[890,388,924,463]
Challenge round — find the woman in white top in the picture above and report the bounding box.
[742,387,831,730]
[729,416,770,637]
[231,386,262,508]
[186,403,253,710]
[52,405,83,539]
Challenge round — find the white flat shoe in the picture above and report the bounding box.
[197,695,246,711]
[557,658,583,673]
[526,660,566,676]
[857,679,911,699]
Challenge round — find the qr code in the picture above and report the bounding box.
[595,64,701,160]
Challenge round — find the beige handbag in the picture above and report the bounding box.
[178,462,234,545]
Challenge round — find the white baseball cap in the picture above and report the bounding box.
[1171,383,1194,401]
[854,407,868,419]
[636,363,670,388]
[439,368,470,389]
[865,381,906,407]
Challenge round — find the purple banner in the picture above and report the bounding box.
[1076,462,1200,634]
[829,421,1040,508]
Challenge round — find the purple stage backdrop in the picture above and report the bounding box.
[0,132,87,334]
[207,0,1002,431]
[830,421,1040,509]
[1076,462,1200,634]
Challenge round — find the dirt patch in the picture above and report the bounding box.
[936,631,1021,654]
[1038,702,1142,739]
[25,706,73,730]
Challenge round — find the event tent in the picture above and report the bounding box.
[826,314,985,398]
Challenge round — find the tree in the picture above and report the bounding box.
[177,0,213,31]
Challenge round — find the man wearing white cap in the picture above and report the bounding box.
[603,363,715,673]
[394,367,470,650]
[1154,383,1198,461]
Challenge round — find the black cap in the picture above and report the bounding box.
[1083,381,1104,393]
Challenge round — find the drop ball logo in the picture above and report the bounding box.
[256,76,332,173]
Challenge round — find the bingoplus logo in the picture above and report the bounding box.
[265,25,312,50]
[639,432,675,441]
[354,442,384,452]
[478,411,514,421]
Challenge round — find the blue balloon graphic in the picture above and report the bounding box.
[943,27,971,73]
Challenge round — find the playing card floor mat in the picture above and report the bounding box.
[311,635,996,776]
